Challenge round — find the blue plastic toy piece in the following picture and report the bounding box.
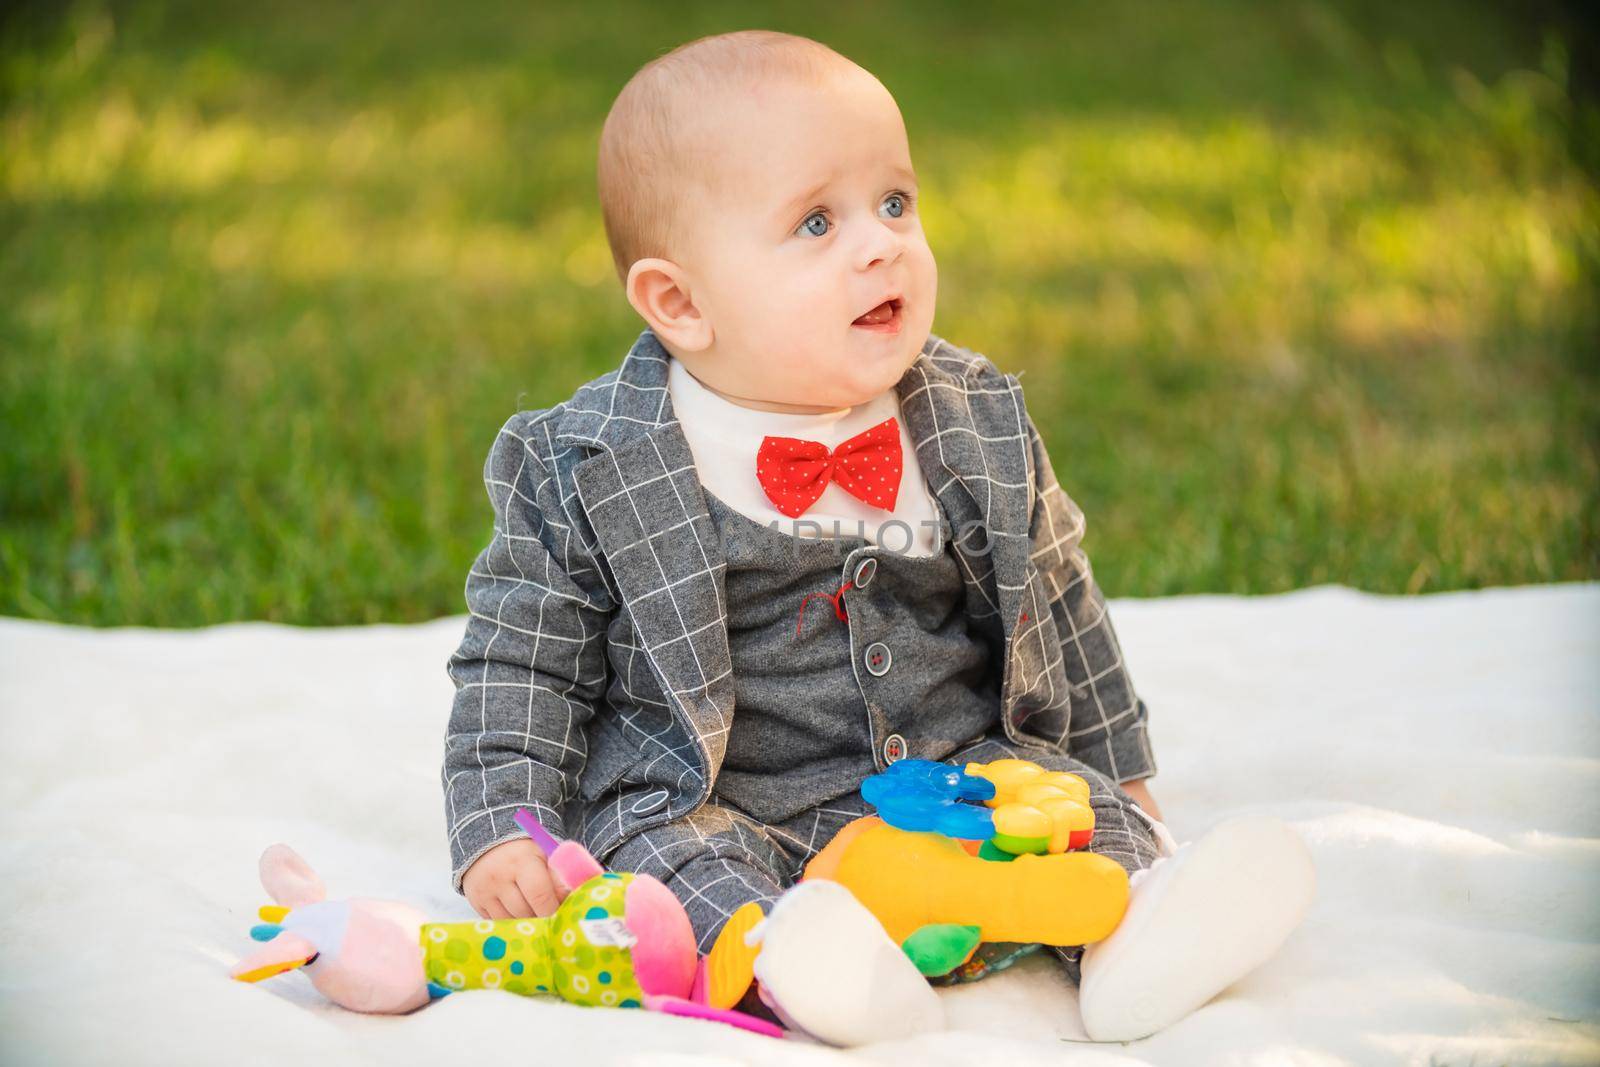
[860,759,998,839]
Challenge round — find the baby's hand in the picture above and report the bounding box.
[462,838,570,919]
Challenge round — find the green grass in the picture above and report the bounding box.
[2,0,1596,626]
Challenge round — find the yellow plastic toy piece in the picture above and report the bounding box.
[702,901,764,1010]
[965,759,1096,853]
[233,954,314,983]
[804,816,1128,948]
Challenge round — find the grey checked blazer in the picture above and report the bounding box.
[443,328,1157,892]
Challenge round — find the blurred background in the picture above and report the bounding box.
[1,1,1595,627]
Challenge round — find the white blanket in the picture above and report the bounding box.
[2,584,1596,1066]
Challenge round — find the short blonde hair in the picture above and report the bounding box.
[597,30,862,285]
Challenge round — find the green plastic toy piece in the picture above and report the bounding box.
[991,830,1049,855]
[900,923,984,976]
[976,839,1018,862]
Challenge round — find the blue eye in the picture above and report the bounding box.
[794,191,915,239]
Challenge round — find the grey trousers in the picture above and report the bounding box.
[605,731,1162,986]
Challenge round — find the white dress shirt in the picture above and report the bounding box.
[667,356,942,557]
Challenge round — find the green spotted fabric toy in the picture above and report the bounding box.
[229,810,782,1037]
[420,871,649,1008]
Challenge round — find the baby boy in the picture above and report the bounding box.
[442,29,1313,1045]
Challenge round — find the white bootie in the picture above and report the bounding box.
[1078,815,1315,1042]
[746,879,944,1046]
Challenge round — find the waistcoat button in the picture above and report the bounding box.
[629,788,668,816]
[852,557,877,588]
[882,733,907,763]
[864,641,892,676]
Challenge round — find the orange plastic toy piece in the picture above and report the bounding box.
[697,900,765,1010]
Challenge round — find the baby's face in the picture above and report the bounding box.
[675,71,937,412]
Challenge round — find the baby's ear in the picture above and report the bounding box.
[625,257,711,353]
[259,843,327,908]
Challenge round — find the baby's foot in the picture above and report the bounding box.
[1077,815,1315,1042]
[746,879,943,1046]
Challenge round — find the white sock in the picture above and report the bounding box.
[1078,815,1316,1042]
[746,879,944,1046]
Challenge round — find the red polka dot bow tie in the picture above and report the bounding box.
[756,417,903,518]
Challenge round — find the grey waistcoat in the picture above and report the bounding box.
[703,488,1000,825]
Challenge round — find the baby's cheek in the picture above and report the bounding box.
[740,278,817,338]
[910,241,938,313]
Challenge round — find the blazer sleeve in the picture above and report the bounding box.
[1022,408,1158,785]
[442,412,613,894]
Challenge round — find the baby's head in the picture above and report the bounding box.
[598,30,937,413]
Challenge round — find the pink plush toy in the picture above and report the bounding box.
[230,812,781,1036]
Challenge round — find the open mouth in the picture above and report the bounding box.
[851,298,903,333]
